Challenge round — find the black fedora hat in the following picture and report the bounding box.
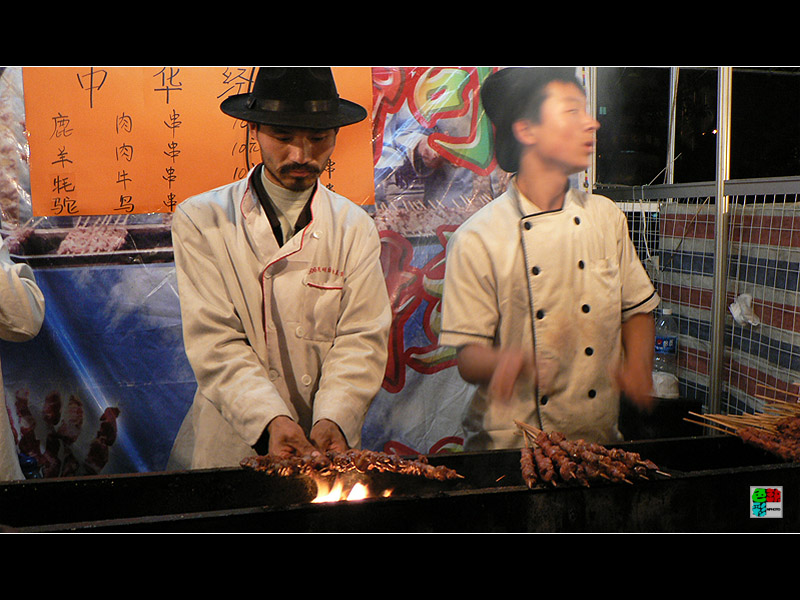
[220,67,367,129]
[481,67,581,172]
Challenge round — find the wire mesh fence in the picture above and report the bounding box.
[608,177,800,417]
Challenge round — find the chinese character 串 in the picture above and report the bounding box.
[164,141,180,162]
[164,108,182,137]
[163,193,178,211]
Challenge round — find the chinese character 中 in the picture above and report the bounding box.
[76,67,108,109]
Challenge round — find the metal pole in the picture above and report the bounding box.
[583,66,597,192]
[709,67,733,414]
[666,68,679,185]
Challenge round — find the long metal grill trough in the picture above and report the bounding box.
[1,435,798,532]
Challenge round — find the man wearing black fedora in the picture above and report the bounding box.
[439,67,659,450]
[169,68,391,469]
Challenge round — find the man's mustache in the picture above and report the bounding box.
[280,162,321,177]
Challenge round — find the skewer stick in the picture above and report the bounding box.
[683,417,734,435]
[755,382,800,399]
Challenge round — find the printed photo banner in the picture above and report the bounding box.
[22,67,375,217]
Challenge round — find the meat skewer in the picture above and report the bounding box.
[241,448,464,481]
[686,404,800,463]
[520,446,538,489]
[534,430,580,483]
[533,444,557,486]
[515,421,667,489]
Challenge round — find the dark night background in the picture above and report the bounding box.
[595,67,800,186]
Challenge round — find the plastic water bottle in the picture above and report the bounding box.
[654,308,679,376]
[653,308,680,399]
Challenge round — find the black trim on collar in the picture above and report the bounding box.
[250,164,314,247]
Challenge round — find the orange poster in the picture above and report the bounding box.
[23,67,375,217]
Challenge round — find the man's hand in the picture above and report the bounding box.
[618,312,657,413]
[488,350,535,404]
[615,361,656,413]
[266,415,318,458]
[310,419,349,454]
[457,345,535,404]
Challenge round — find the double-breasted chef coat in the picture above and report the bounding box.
[169,166,391,469]
[440,180,660,450]
[0,239,45,481]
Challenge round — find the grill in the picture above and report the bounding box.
[1,435,797,532]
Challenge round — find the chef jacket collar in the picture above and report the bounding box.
[250,164,314,246]
[511,176,572,219]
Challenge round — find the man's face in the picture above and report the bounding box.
[519,81,600,175]
[252,124,337,191]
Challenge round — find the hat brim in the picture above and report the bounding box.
[480,68,524,173]
[220,93,367,129]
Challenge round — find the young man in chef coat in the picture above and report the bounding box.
[439,67,660,450]
[169,68,391,469]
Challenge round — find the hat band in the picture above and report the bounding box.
[247,96,339,113]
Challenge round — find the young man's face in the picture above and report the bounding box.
[252,124,337,191]
[518,81,600,175]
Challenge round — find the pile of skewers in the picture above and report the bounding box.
[241,448,464,482]
[515,421,667,489]
[684,394,800,463]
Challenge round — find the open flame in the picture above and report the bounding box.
[312,478,392,503]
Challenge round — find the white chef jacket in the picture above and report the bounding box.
[0,239,45,481]
[169,166,391,469]
[440,180,659,449]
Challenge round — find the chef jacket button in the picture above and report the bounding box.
[295,326,305,337]
[574,217,581,225]
[268,369,279,381]
[588,389,597,398]
[582,304,591,313]
[585,347,594,356]
[578,260,585,269]
[536,309,545,319]
[540,395,549,405]
[301,374,312,386]
[524,221,532,230]
[312,231,321,239]
[531,266,540,275]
